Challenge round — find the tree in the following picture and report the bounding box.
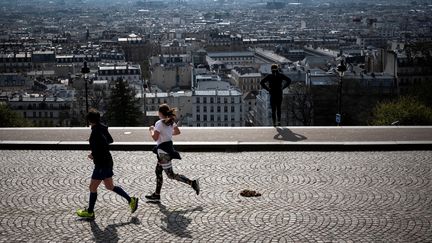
[0,103,32,127]
[106,78,142,126]
[370,96,432,125]
[407,81,432,108]
[289,82,313,126]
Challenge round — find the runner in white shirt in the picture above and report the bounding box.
[146,104,200,202]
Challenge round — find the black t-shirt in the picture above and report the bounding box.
[89,123,113,169]
[260,72,291,96]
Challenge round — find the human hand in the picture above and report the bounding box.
[88,154,94,160]
[149,126,154,131]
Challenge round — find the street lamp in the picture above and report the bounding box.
[336,59,347,126]
[81,61,90,124]
[81,61,90,113]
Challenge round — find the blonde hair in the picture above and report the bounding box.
[159,104,176,126]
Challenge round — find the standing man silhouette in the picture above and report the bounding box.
[260,64,291,126]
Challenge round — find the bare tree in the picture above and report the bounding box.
[289,82,313,126]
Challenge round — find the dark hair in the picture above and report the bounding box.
[159,104,176,126]
[86,109,100,124]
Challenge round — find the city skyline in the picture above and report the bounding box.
[1,0,431,127]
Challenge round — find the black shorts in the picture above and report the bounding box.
[91,168,114,180]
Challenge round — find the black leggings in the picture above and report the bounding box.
[155,154,192,194]
[270,95,282,124]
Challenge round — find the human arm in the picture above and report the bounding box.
[281,74,291,89]
[173,123,181,136]
[149,125,160,141]
[260,75,270,91]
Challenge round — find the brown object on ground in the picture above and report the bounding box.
[240,189,262,197]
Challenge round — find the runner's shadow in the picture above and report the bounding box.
[273,127,307,141]
[156,203,203,238]
[89,216,140,243]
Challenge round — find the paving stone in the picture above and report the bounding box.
[0,150,431,242]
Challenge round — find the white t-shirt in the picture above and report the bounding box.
[154,119,177,145]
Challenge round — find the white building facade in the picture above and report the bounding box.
[191,89,243,127]
[144,91,193,126]
[97,63,141,82]
[8,94,74,127]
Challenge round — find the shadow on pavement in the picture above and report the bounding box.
[273,127,307,141]
[156,203,203,238]
[89,216,140,243]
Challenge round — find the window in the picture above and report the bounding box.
[224,106,228,112]
[224,115,228,121]
[210,115,214,121]
[231,106,235,112]
[210,97,214,103]
[224,98,228,103]
[203,97,207,103]
[204,106,207,112]
[196,106,200,112]
[196,114,200,121]
[203,115,207,121]
[217,106,221,112]
[196,97,200,103]
[231,97,235,103]
[210,106,214,112]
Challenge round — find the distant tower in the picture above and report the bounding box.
[86,27,90,41]
[300,20,306,30]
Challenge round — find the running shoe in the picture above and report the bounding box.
[192,179,200,195]
[76,209,95,219]
[145,193,161,201]
[129,197,139,213]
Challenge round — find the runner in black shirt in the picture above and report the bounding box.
[76,109,138,219]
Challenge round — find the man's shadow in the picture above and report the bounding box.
[148,201,203,238]
[88,217,140,243]
[273,127,307,141]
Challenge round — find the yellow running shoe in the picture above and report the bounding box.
[76,209,95,219]
[129,197,138,213]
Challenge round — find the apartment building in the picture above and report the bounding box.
[97,63,141,82]
[149,54,192,91]
[191,89,243,127]
[230,66,262,93]
[0,73,33,92]
[144,90,193,126]
[8,94,74,127]
[0,53,32,73]
[206,51,255,67]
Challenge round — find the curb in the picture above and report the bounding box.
[1,141,431,151]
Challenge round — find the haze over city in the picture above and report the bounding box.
[1,0,431,127]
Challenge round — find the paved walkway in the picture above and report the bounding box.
[0,150,431,242]
[1,127,432,151]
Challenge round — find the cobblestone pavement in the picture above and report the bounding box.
[0,150,431,242]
